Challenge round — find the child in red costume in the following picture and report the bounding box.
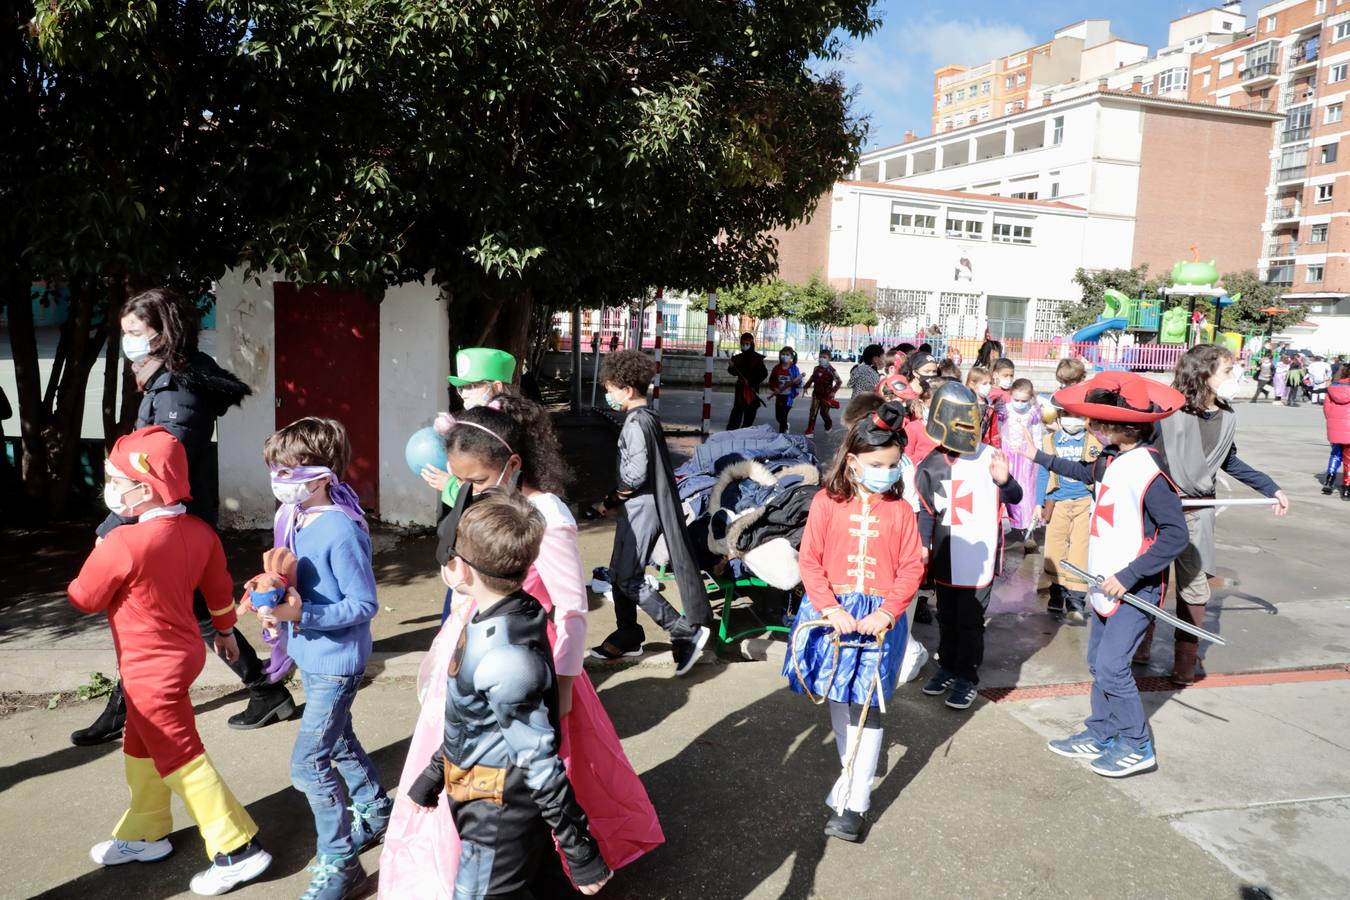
[68,426,271,896]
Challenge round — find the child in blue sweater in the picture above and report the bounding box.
[261,417,389,900]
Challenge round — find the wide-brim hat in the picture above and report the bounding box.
[447,348,516,387]
[107,425,192,504]
[1053,372,1183,424]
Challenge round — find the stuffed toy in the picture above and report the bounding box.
[239,547,298,681]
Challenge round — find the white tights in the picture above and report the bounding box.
[826,700,884,814]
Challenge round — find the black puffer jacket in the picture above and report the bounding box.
[98,351,251,535]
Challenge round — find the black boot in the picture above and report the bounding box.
[1341,484,1350,501]
[1324,471,1337,495]
[71,681,126,746]
[227,682,296,730]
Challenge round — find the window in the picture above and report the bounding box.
[1219,61,1234,78]
[1159,68,1188,93]
[1311,223,1330,242]
[1317,183,1335,203]
[1223,21,1233,31]
[890,204,937,235]
[1050,182,1061,198]
[1052,116,1064,145]
[1317,0,1327,13]
[1016,72,1027,87]
[1010,191,1039,200]
[1140,83,1153,95]
[1005,75,1016,90]
[1007,54,1027,68]
[982,80,991,95]
[1337,22,1350,43]
[1264,15,1277,33]
[1004,101,1015,114]
[943,92,953,105]
[979,106,991,121]
[1013,99,1025,111]
[1327,104,1343,124]
[1322,143,1339,164]
[945,215,984,239]
[1201,70,1211,88]
[1308,265,1325,283]
[956,88,965,101]
[1333,64,1348,84]
[992,219,1034,244]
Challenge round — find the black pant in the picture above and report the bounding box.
[727,397,759,431]
[191,590,270,694]
[775,400,790,433]
[936,583,991,684]
[453,779,583,898]
[1251,378,1271,402]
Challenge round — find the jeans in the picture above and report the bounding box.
[291,670,385,858]
[1085,597,1153,749]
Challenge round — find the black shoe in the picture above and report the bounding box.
[227,684,296,730]
[672,626,710,677]
[823,810,867,843]
[913,596,933,625]
[71,682,126,746]
[1047,585,1065,619]
[1323,473,1336,495]
[1342,485,1350,501]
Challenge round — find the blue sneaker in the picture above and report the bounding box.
[1089,739,1157,778]
[299,854,367,900]
[921,669,955,696]
[945,678,978,710]
[350,797,393,853]
[1047,730,1114,760]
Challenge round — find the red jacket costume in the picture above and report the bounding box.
[67,426,256,859]
[797,489,926,621]
[1325,382,1350,444]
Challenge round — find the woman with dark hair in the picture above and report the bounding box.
[847,343,884,396]
[1152,343,1289,685]
[975,338,1003,372]
[73,288,294,746]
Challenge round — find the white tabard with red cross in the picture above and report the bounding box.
[922,444,1001,588]
[1086,446,1163,616]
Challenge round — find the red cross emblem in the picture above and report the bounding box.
[1091,484,1115,537]
[942,479,975,526]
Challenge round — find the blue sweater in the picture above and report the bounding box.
[1036,431,1093,504]
[287,511,378,676]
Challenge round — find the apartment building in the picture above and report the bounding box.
[932,21,1133,134]
[773,182,1089,342]
[857,90,1280,280]
[1188,0,1350,349]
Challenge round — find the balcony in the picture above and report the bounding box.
[1282,87,1315,109]
[1269,202,1303,222]
[1264,241,1299,258]
[1282,125,1312,143]
[1277,165,1308,183]
[1240,60,1280,86]
[1290,40,1320,69]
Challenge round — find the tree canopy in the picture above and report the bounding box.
[1067,266,1305,335]
[692,275,877,327]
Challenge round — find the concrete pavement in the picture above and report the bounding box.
[2,386,1347,898]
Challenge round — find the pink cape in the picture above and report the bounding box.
[378,595,663,897]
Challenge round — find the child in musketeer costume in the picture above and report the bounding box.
[783,401,926,844]
[915,382,1022,711]
[405,490,612,897]
[590,350,713,674]
[68,426,271,894]
[1012,372,1189,777]
[380,407,662,897]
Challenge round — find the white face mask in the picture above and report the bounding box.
[977,383,992,398]
[440,561,465,592]
[461,387,492,410]
[121,333,154,363]
[1059,416,1085,435]
[271,481,315,505]
[104,481,147,516]
[1215,377,1241,401]
[998,377,1014,390]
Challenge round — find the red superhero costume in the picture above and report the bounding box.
[68,426,256,859]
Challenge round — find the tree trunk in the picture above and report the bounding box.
[4,280,49,506]
[45,282,108,514]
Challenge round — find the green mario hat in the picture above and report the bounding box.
[447,347,516,387]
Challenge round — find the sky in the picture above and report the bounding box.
[835,1,1254,150]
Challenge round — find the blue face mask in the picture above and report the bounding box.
[1010,400,1032,413]
[854,461,902,494]
[121,333,153,363]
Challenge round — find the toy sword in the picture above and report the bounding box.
[1058,560,1227,645]
[1181,498,1279,508]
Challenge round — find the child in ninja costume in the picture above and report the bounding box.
[1012,371,1189,777]
[804,348,842,435]
[915,382,1023,711]
[784,400,926,843]
[68,426,271,895]
[406,489,612,898]
[590,350,713,674]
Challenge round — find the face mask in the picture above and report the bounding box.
[741,343,753,352]
[998,377,1014,390]
[853,460,903,494]
[461,387,492,410]
[1091,429,1111,446]
[605,393,624,411]
[780,355,792,364]
[818,357,829,365]
[1215,377,1241,401]
[977,383,992,398]
[271,481,315,505]
[1059,416,1085,435]
[121,334,153,363]
[440,561,467,593]
[104,481,146,515]
[1010,399,1032,413]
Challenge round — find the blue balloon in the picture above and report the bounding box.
[405,426,448,476]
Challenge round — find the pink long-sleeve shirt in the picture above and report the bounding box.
[523,493,589,677]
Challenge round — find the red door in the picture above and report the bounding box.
[274,283,380,509]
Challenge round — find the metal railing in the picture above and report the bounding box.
[1282,125,1312,143]
[1269,202,1302,220]
[1290,40,1320,66]
[1282,88,1315,108]
[1240,60,1280,81]
[1264,241,1298,258]
[1277,165,1307,182]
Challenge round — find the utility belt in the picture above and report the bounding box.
[443,760,506,806]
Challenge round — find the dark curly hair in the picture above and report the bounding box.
[494,395,571,494]
[122,287,201,373]
[600,349,657,396]
[1172,343,1235,414]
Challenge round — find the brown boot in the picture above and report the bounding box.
[1170,640,1201,686]
[1132,621,1155,666]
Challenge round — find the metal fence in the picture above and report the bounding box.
[549,318,1190,372]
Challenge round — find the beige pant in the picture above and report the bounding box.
[1173,512,1210,606]
[1042,496,1092,591]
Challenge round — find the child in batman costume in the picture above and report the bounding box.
[914,382,1023,711]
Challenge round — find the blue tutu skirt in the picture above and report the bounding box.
[782,592,906,707]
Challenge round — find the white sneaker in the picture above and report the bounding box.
[190,847,272,896]
[90,838,173,865]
